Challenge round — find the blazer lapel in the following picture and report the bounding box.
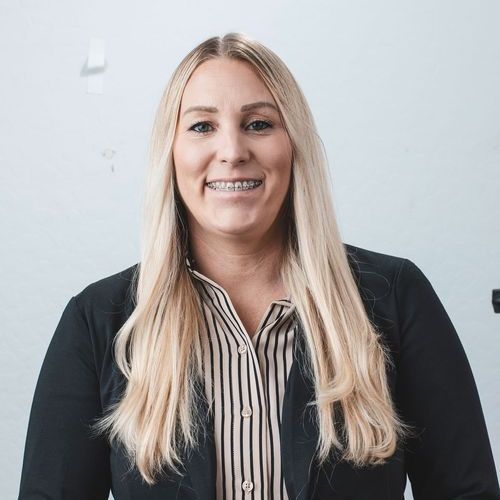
[281,320,322,500]
[182,382,217,500]
[183,321,322,500]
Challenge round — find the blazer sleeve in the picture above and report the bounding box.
[18,296,111,499]
[395,258,500,499]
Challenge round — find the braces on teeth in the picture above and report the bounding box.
[206,180,262,191]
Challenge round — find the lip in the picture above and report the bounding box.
[205,177,263,184]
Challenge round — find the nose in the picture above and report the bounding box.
[215,126,250,165]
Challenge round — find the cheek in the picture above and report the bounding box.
[175,142,202,168]
[262,134,293,172]
[173,144,208,190]
[264,168,292,210]
[264,153,292,186]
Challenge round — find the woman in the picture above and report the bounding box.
[19,33,500,499]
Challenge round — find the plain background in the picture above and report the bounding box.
[2,1,499,498]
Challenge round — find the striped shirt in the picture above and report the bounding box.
[186,256,297,499]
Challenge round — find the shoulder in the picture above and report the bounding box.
[341,242,436,339]
[343,241,405,270]
[69,263,139,359]
[342,242,409,299]
[343,243,435,301]
[71,246,414,313]
[73,263,139,314]
[68,246,419,333]
[343,242,445,336]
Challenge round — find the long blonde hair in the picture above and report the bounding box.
[91,32,415,485]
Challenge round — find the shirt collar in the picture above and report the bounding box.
[184,254,293,306]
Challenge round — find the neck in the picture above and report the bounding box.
[187,222,287,294]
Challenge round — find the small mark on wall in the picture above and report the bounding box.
[102,148,116,172]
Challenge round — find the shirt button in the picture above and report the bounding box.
[238,344,247,354]
[241,406,252,417]
[242,480,254,493]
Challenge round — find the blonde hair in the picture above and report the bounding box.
[91,32,415,485]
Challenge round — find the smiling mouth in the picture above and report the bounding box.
[205,180,263,191]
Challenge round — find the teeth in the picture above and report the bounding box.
[206,180,262,191]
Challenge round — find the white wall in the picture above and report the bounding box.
[2,1,499,498]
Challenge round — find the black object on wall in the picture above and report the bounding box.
[493,289,500,313]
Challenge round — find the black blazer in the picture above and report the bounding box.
[18,243,500,499]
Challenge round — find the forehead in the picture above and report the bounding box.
[179,58,275,110]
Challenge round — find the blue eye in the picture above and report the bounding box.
[248,120,272,131]
[189,120,273,135]
[190,122,212,134]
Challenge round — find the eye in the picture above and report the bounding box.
[188,120,273,135]
[189,122,212,134]
[247,120,272,132]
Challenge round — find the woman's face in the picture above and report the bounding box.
[173,57,293,241]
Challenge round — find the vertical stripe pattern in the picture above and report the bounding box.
[186,256,296,499]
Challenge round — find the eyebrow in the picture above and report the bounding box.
[182,101,279,117]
